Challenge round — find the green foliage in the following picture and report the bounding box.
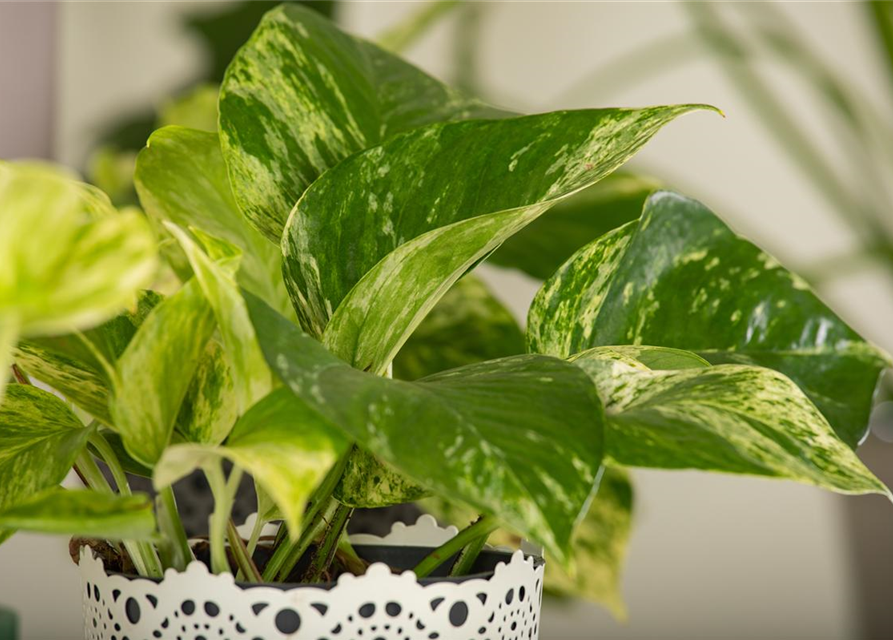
[0,2,889,612]
[0,489,156,541]
[247,293,605,566]
[528,191,891,448]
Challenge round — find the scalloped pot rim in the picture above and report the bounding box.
[79,515,546,640]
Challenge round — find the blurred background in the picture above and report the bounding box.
[2,1,893,638]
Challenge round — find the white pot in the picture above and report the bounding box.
[79,516,544,640]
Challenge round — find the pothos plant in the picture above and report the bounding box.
[0,4,890,614]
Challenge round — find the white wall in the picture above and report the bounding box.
[1,2,889,638]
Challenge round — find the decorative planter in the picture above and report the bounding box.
[79,516,544,640]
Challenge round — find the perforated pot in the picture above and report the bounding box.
[79,516,545,640]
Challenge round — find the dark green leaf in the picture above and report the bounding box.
[528,191,892,447]
[156,388,348,536]
[287,107,712,376]
[0,488,156,541]
[570,347,889,497]
[218,3,506,242]
[489,172,661,280]
[393,275,524,380]
[246,293,605,564]
[0,385,94,512]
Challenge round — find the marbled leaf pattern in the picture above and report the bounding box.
[247,293,605,564]
[218,4,505,242]
[529,191,892,447]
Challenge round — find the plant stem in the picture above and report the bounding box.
[238,514,266,581]
[449,528,490,577]
[88,432,163,577]
[377,0,460,53]
[265,498,338,582]
[156,486,193,572]
[10,364,28,384]
[205,462,241,575]
[413,515,499,579]
[337,537,368,576]
[227,518,262,583]
[75,450,155,577]
[302,502,352,584]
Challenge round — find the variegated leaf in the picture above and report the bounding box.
[13,291,162,424]
[571,347,889,497]
[528,191,892,447]
[167,224,272,414]
[287,107,713,375]
[393,275,524,381]
[423,465,633,616]
[219,3,506,242]
[0,385,94,513]
[174,339,238,446]
[490,172,661,280]
[111,279,216,466]
[0,161,157,338]
[0,488,156,541]
[135,126,292,317]
[247,293,605,565]
[155,388,348,537]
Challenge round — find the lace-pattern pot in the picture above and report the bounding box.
[79,516,545,640]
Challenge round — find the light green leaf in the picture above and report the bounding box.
[219,3,507,242]
[158,84,219,132]
[528,191,892,448]
[135,126,292,317]
[13,291,162,424]
[0,316,18,405]
[111,279,216,466]
[335,447,431,508]
[0,161,157,337]
[155,388,348,536]
[286,107,712,374]
[393,275,524,380]
[489,172,661,280]
[174,339,238,446]
[247,293,605,564]
[166,223,272,413]
[0,488,156,541]
[571,347,889,498]
[0,385,94,512]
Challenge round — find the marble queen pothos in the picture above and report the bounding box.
[0,2,889,618]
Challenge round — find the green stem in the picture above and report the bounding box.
[206,462,241,575]
[302,502,352,584]
[265,498,338,582]
[413,515,499,579]
[75,450,154,577]
[264,452,349,581]
[156,486,193,572]
[227,519,262,583]
[238,514,266,581]
[337,537,368,576]
[449,528,490,577]
[89,432,163,577]
[377,0,460,53]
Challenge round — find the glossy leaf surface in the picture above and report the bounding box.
[489,172,661,280]
[155,388,347,536]
[135,126,291,316]
[528,191,891,447]
[0,385,93,512]
[393,275,524,380]
[0,488,156,541]
[111,280,216,466]
[571,347,889,497]
[286,107,711,374]
[247,293,605,563]
[219,3,505,241]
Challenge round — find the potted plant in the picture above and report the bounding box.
[1,5,890,639]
